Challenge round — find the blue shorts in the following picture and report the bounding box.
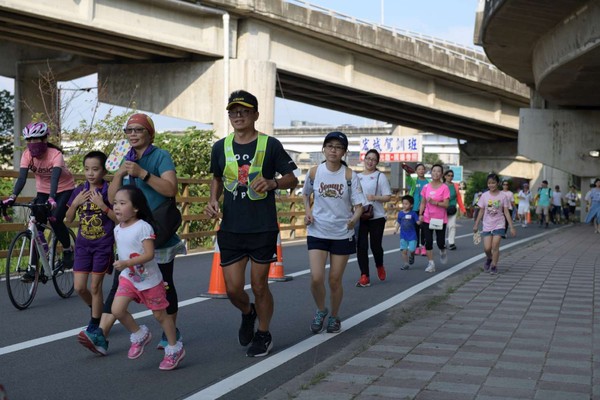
[481,229,506,237]
[307,235,356,255]
[400,239,417,252]
[217,230,278,267]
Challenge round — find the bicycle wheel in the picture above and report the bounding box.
[6,231,39,310]
[50,228,76,298]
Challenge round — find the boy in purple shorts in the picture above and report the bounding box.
[66,151,116,355]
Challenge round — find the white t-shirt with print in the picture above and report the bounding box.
[303,164,366,240]
[357,171,392,220]
[114,220,162,291]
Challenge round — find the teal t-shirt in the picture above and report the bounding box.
[406,175,429,211]
[538,187,552,207]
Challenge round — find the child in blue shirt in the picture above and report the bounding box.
[394,195,420,270]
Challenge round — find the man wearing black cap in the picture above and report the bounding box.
[206,89,298,357]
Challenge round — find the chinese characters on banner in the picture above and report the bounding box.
[359,136,422,163]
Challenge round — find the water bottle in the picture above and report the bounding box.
[36,230,49,256]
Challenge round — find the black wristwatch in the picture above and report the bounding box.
[143,172,151,182]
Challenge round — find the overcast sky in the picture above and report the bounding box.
[0,0,480,131]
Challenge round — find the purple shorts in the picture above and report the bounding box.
[73,243,114,275]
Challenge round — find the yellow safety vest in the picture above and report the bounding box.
[223,133,268,200]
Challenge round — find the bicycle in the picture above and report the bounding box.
[2,202,76,310]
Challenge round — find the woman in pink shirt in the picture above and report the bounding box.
[473,173,516,275]
[418,164,450,273]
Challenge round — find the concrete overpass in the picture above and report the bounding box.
[1,0,532,174]
[475,0,600,192]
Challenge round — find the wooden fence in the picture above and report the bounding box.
[0,170,404,256]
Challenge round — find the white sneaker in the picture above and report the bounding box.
[425,261,436,273]
[440,250,448,265]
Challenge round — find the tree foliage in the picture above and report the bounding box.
[0,90,14,166]
[423,152,443,166]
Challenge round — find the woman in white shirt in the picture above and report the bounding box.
[517,183,532,227]
[303,131,365,335]
[355,149,392,288]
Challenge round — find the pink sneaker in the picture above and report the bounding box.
[414,247,421,255]
[420,246,427,256]
[128,328,152,359]
[159,346,186,370]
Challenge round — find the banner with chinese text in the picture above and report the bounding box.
[359,136,422,163]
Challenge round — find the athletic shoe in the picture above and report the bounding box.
[159,346,186,370]
[376,265,387,281]
[401,263,410,270]
[409,252,415,265]
[414,246,421,256]
[326,316,341,333]
[355,274,370,287]
[62,248,74,269]
[483,258,492,272]
[448,244,457,251]
[128,326,152,359]
[157,328,182,350]
[440,249,448,265]
[310,308,329,333]
[238,303,257,346]
[20,268,35,283]
[420,246,427,256]
[425,261,436,273]
[490,266,498,275]
[246,330,273,357]
[77,329,108,356]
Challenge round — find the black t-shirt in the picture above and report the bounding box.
[210,135,297,233]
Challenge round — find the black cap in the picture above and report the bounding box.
[226,90,258,110]
[323,131,348,149]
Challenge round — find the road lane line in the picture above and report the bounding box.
[185,230,550,399]
[0,230,548,358]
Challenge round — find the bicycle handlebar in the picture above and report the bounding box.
[0,202,53,222]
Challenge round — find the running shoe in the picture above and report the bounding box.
[425,260,436,273]
[400,263,410,270]
[420,246,427,256]
[414,246,422,256]
[128,326,152,359]
[159,345,186,370]
[440,249,448,265]
[409,252,415,265]
[157,328,182,350]
[376,265,387,281]
[326,316,341,333]
[238,303,257,346]
[490,265,498,275]
[62,248,74,269]
[310,308,329,333]
[483,258,492,272]
[77,329,108,356]
[448,244,457,250]
[20,267,35,283]
[246,330,273,357]
[355,274,370,287]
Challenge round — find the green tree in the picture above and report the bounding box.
[465,171,490,206]
[0,90,14,166]
[423,152,443,166]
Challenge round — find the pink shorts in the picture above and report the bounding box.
[116,277,169,311]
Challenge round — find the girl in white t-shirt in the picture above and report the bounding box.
[303,132,365,335]
[473,173,516,275]
[111,185,185,371]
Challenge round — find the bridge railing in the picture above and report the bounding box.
[0,170,404,257]
[285,0,495,68]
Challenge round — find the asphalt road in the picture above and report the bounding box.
[0,219,559,400]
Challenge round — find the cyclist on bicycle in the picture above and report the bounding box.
[2,122,76,281]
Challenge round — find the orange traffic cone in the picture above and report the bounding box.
[268,230,293,282]
[200,237,228,299]
[526,211,531,224]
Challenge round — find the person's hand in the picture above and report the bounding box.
[72,189,90,208]
[473,225,478,233]
[347,218,357,230]
[113,259,129,271]
[416,220,422,225]
[510,226,517,237]
[2,196,15,207]
[89,190,106,210]
[366,194,376,202]
[401,163,415,174]
[122,161,145,178]
[48,197,57,210]
[304,212,314,226]
[204,200,220,219]
[249,177,276,194]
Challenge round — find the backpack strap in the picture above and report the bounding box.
[309,165,318,183]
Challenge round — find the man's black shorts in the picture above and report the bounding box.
[217,231,278,266]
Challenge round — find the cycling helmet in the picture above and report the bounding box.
[22,122,50,139]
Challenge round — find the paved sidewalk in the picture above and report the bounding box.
[268,225,599,400]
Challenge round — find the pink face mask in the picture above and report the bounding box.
[27,142,48,158]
